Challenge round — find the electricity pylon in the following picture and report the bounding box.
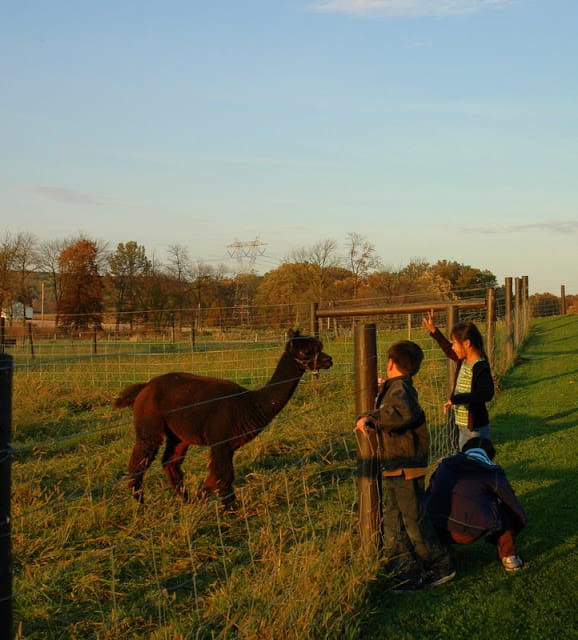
[226,238,267,326]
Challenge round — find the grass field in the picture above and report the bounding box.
[8,316,578,639]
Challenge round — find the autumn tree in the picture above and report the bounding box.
[106,241,151,329]
[529,293,561,317]
[255,263,315,327]
[430,260,497,297]
[287,238,341,304]
[57,238,104,329]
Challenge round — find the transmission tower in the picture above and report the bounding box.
[227,238,267,327]
[227,237,267,275]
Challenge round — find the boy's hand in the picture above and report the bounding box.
[355,417,377,433]
[443,400,454,414]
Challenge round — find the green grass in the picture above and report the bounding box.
[9,317,578,639]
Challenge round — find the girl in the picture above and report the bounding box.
[423,309,495,450]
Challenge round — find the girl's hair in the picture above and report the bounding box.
[450,321,488,359]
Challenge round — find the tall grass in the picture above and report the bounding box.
[10,317,576,639]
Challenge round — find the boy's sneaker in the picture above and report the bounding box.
[391,576,424,593]
[423,563,456,587]
[502,555,523,572]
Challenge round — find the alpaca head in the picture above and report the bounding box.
[286,329,333,372]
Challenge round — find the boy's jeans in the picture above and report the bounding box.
[382,475,449,570]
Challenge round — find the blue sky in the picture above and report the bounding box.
[1,0,577,294]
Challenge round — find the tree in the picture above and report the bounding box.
[431,260,497,297]
[287,238,341,304]
[255,263,315,327]
[166,244,194,316]
[36,238,68,309]
[0,231,37,314]
[344,232,382,298]
[57,238,104,329]
[106,241,151,329]
[530,293,560,317]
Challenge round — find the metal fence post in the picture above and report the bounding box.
[0,353,14,640]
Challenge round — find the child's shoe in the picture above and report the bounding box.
[501,555,523,572]
[423,566,456,587]
[391,576,424,593]
[423,556,456,587]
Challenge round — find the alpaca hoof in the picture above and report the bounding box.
[131,489,144,504]
[221,492,236,512]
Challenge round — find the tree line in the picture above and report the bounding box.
[0,231,569,332]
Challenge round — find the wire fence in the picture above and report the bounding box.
[1,285,565,638]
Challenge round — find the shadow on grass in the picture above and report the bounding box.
[491,408,578,447]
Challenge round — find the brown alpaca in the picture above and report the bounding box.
[114,330,333,507]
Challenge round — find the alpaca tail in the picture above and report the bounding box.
[113,383,147,409]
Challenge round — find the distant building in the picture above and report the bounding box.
[1,301,34,320]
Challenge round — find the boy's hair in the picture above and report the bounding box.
[387,340,424,376]
[450,321,488,359]
[462,437,496,460]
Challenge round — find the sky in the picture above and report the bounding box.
[1,0,577,295]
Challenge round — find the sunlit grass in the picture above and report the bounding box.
[10,318,577,638]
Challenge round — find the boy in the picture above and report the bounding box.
[356,340,455,590]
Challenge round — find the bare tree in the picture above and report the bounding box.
[0,231,38,314]
[344,232,382,298]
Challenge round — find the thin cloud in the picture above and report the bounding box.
[309,0,513,17]
[466,220,578,234]
[17,184,116,205]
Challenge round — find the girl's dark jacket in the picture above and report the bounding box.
[363,375,428,471]
[429,327,495,430]
[425,453,528,538]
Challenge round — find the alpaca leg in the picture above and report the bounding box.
[128,427,163,503]
[200,445,235,508]
[162,429,190,501]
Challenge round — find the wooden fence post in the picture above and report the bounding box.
[92,325,98,355]
[28,323,35,359]
[515,277,522,347]
[505,277,514,367]
[561,285,566,316]
[354,323,382,553]
[0,353,13,639]
[446,305,459,396]
[310,303,319,338]
[486,288,496,369]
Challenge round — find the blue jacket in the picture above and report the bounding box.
[425,452,527,538]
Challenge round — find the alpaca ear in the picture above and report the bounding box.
[287,328,301,339]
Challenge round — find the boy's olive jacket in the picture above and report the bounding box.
[363,375,429,471]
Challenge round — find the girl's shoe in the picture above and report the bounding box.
[502,555,523,571]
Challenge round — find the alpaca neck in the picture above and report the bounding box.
[250,351,304,426]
